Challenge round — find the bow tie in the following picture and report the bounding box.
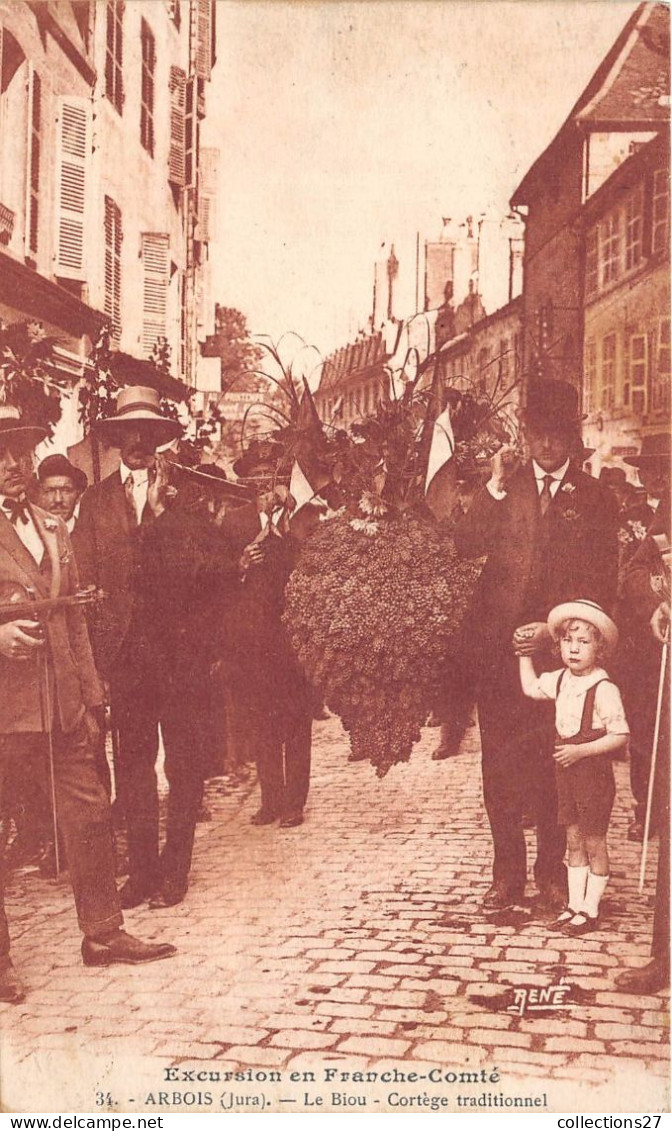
[2,498,30,526]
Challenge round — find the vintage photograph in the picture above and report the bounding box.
[0,0,669,1116]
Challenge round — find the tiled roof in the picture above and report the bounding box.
[576,3,669,126]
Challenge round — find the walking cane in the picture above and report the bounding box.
[38,646,61,879]
[638,635,668,893]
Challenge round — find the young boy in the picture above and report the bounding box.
[517,599,629,934]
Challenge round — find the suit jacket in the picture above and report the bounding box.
[73,471,150,675]
[219,503,306,703]
[455,462,619,662]
[0,504,103,734]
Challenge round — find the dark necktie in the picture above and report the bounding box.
[539,475,554,517]
[2,497,30,526]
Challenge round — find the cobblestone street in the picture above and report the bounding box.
[2,717,668,1113]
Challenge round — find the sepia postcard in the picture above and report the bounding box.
[0,0,669,1117]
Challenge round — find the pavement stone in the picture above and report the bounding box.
[1,716,668,1113]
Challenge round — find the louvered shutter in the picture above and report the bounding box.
[198,146,217,242]
[56,97,89,277]
[141,233,170,356]
[168,66,186,187]
[195,0,212,80]
[26,68,42,256]
[104,197,122,343]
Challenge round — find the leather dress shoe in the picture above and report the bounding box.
[0,960,26,1004]
[615,958,669,995]
[148,879,188,909]
[250,808,279,826]
[118,878,160,909]
[279,810,304,828]
[533,881,567,914]
[82,930,176,967]
[482,881,523,910]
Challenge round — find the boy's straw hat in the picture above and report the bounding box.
[547,599,619,655]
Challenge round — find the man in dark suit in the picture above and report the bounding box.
[455,380,619,911]
[35,454,88,536]
[73,386,183,908]
[133,462,250,905]
[0,408,175,1003]
[221,440,313,829]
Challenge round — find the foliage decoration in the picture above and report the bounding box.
[0,320,67,435]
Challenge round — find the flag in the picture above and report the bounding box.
[289,459,316,513]
[425,405,455,494]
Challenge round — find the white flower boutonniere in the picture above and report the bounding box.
[561,482,576,495]
[42,517,58,532]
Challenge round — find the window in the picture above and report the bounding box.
[585,226,598,297]
[104,197,122,344]
[628,333,648,416]
[26,68,40,256]
[601,333,617,410]
[140,19,155,156]
[652,169,669,255]
[141,233,169,357]
[55,98,89,277]
[651,317,670,413]
[105,1,123,114]
[499,337,509,385]
[168,66,186,187]
[625,186,643,271]
[600,213,621,287]
[584,339,597,413]
[185,76,196,188]
[195,0,213,80]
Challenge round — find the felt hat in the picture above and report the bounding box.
[0,406,47,448]
[599,466,627,488]
[37,453,88,494]
[95,386,183,443]
[232,437,286,479]
[171,460,255,502]
[547,599,619,655]
[623,432,671,468]
[522,380,583,431]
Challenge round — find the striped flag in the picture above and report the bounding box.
[425,405,455,494]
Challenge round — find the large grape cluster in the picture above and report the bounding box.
[283,513,481,777]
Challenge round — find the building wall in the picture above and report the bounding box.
[439,301,522,415]
[516,131,586,387]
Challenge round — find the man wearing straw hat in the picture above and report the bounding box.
[0,407,175,1003]
[74,386,183,909]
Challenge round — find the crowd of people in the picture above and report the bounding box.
[0,377,668,1006]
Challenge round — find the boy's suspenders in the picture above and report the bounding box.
[555,670,611,745]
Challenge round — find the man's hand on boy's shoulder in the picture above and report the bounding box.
[512,621,552,656]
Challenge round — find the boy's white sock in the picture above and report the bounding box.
[582,872,609,918]
[567,864,589,912]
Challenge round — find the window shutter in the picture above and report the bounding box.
[104,197,122,344]
[141,233,170,356]
[197,146,217,241]
[195,0,212,80]
[26,68,41,256]
[55,97,89,277]
[168,66,186,187]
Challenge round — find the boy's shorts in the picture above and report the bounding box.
[555,753,615,836]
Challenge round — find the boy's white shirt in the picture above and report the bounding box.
[530,666,630,739]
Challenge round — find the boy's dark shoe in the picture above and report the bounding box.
[615,958,669,995]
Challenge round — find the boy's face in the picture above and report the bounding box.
[560,619,601,675]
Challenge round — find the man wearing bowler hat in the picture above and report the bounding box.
[35,454,88,535]
[455,379,619,911]
[73,386,183,908]
[0,407,175,1003]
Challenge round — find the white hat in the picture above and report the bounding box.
[96,386,182,442]
[547,599,618,654]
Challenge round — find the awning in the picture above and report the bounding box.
[107,352,193,402]
[0,250,106,339]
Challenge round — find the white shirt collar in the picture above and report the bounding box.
[119,461,149,486]
[532,458,570,483]
[560,667,609,695]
